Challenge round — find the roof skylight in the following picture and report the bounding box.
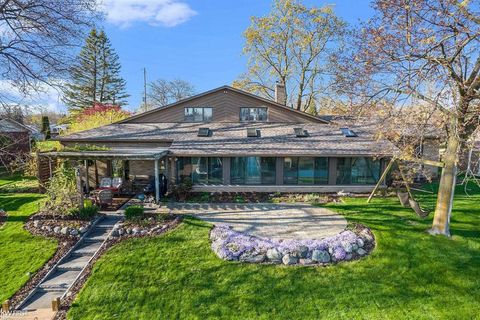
[340,127,358,137]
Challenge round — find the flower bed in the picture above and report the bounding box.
[210,223,375,266]
[109,214,181,239]
[24,213,100,239]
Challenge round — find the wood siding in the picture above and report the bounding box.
[128,89,323,124]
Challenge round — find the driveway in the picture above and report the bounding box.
[167,203,347,240]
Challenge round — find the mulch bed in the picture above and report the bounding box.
[53,216,182,320]
[182,192,343,204]
[8,238,78,309]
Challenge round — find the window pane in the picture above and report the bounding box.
[298,158,314,184]
[240,107,267,121]
[177,157,192,183]
[314,158,329,184]
[184,108,194,121]
[351,157,380,184]
[261,157,276,184]
[203,108,213,121]
[245,157,261,184]
[192,108,203,122]
[258,108,267,121]
[283,157,298,184]
[336,158,351,184]
[191,157,207,184]
[230,157,246,184]
[208,157,223,184]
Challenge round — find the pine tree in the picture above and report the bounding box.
[63,28,129,114]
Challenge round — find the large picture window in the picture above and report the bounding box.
[240,107,268,121]
[283,157,328,185]
[230,157,276,185]
[184,107,213,122]
[336,157,381,185]
[176,157,222,184]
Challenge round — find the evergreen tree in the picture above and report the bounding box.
[63,28,129,114]
[41,116,51,140]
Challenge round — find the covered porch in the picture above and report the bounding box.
[39,148,170,203]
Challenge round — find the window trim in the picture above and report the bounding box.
[239,107,268,122]
[184,107,213,122]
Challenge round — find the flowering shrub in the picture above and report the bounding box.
[210,224,374,265]
[68,103,131,134]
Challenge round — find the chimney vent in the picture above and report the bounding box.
[275,81,286,105]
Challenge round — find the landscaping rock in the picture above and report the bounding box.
[132,228,140,235]
[357,248,367,256]
[33,220,40,228]
[240,252,265,263]
[311,249,330,263]
[60,227,69,235]
[299,258,314,265]
[266,248,282,262]
[126,228,132,235]
[110,229,119,237]
[53,226,61,234]
[356,238,364,248]
[118,228,124,236]
[345,254,353,261]
[282,254,298,265]
[140,230,148,235]
[295,245,309,258]
[342,241,354,253]
[359,229,374,243]
[79,227,87,234]
[70,229,78,236]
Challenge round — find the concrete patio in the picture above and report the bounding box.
[167,203,347,240]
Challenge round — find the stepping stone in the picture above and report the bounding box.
[58,253,91,270]
[74,241,103,254]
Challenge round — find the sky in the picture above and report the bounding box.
[3,0,375,113]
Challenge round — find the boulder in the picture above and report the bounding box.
[295,246,309,258]
[266,248,282,263]
[33,220,40,228]
[240,252,265,263]
[356,238,364,248]
[342,242,354,253]
[53,226,60,234]
[60,227,69,235]
[311,249,330,263]
[282,254,298,265]
[78,227,87,234]
[110,229,119,237]
[357,248,367,256]
[70,229,79,236]
[132,228,140,235]
[345,253,353,261]
[299,258,314,266]
[45,226,52,232]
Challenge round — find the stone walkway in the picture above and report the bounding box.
[168,203,347,240]
[18,214,122,311]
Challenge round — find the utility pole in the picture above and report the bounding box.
[143,67,148,111]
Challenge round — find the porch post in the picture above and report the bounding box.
[154,158,160,203]
[84,160,90,193]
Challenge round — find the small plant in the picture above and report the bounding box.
[68,204,99,220]
[200,192,210,202]
[233,194,245,203]
[125,205,145,220]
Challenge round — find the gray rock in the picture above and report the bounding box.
[126,228,132,234]
[356,238,364,248]
[118,228,124,236]
[357,248,367,256]
[351,243,359,251]
[342,242,354,253]
[140,230,148,235]
[266,248,282,262]
[53,226,61,234]
[282,254,298,265]
[240,253,265,263]
[132,227,140,235]
[299,258,314,266]
[33,220,40,228]
[60,227,69,235]
[295,246,309,258]
[45,226,52,232]
[359,229,374,243]
[110,229,119,237]
[311,250,330,263]
[78,227,87,234]
[70,229,79,236]
[345,253,353,261]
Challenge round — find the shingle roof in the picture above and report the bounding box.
[58,122,397,157]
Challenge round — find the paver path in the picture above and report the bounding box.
[18,214,121,311]
[168,203,347,240]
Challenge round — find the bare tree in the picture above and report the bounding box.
[0,0,99,108]
[338,0,480,236]
[233,0,345,112]
[147,79,195,109]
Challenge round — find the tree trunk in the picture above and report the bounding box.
[429,134,459,236]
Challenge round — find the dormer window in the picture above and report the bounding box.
[185,107,212,122]
[240,107,267,121]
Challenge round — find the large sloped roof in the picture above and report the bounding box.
[58,122,397,157]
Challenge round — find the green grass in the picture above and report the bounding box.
[68,182,480,320]
[0,174,38,193]
[0,178,57,302]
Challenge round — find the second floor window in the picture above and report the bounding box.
[184,107,213,122]
[240,107,268,121]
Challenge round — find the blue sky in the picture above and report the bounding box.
[4,0,374,113]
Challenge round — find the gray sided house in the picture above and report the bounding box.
[46,85,396,201]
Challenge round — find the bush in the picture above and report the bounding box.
[68,204,99,220]
[125,205,144,220]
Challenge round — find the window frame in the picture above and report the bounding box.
[283,157,329,185]
[184,107,213,122]
[230,156,276,185]
[239,107,268,122]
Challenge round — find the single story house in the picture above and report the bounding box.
[0,118,33,168]
[42,85,397,201]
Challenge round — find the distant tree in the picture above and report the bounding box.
[338,0,480,236]
[233,0,346,111]
[146,79,195,110]
[0,0,98,109]
[68,103,131,134]
[63,28,129,114]
[41,116,51,140]
[0,105,26,123]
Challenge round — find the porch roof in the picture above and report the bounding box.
[40,148,169,160]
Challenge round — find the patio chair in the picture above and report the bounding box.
[97,189,113,208]
[99,177,112,189]
[408,198,430,218]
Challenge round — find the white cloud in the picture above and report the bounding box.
[0,80,66,113]
[101,0,197,28]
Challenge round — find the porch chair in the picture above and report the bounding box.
[99,177,112,189]
[97,189,113,208]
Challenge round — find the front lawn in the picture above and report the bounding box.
[0,182,57,302]
[68,183,480,319]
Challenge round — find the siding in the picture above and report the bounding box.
[128,89,324,124]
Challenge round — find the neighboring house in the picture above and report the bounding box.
[0,118,32,167]
[42,85,396,201]
[50,124,69,137]
[24,124,45,141]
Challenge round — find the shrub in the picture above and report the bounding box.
[68,204,99,220]
[45,162,78,216]
[125,205,144,220]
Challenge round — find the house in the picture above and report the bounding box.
[42,85,396,202]
[0,118,33,168]
[50,124,69,137]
